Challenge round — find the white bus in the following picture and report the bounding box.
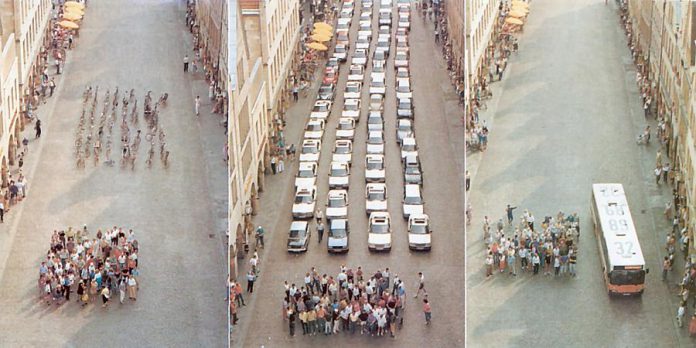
[590,183,649,296]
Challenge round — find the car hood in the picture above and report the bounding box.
[326,207,348,217]
[293,203,314,213]
[333,153,352,162]
[304,131,322,138]
[368,233,391,244]
[299,153,320,162]
[365,168,385,178]
[403,204,424,215]
[329,176,350,184]
[336,129,355,138]
[408,233,431,244]
[342,110,360,117]
[288,237,307,246]
[295,177,316,187]
[366,200,387,210]
[328,237,348,248]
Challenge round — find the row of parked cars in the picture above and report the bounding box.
[288,0,431,254]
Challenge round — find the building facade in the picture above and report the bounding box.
[446,0,465,75]
[464,0,499,123]
[0,21,21,188]
[196,0,228,89]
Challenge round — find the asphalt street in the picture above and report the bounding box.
[231,1,464,347]
[0,1,227,346]
[466,0,690,346]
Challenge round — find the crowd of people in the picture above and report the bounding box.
[281,266,431,338]
[38,225,140,308]
[483,208,580,278]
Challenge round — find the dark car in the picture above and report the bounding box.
[318,83,335,101]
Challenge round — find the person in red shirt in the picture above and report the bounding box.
[423,299,432,325]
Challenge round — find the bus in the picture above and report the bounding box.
[591,183,649,296]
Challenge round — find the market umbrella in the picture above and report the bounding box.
[511,0,529,7]
[511,5,529,13]
[307,42,328,51]
[65,7,85,15]
[58,20,80,29]
[311,34,331,42]
[313,22,333,31]
[508,10,527,18]
[64,1,85,9]
[312,29,333,37]
[505,17,524,25]
[62,12,83,21]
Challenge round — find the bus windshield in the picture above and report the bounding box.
[609,270,645,285]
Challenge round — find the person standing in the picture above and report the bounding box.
[655,166,662,185]
[127,275,138,301]
[423,299,432,325]
[292,84,299,102]
[194,96,201,117]
[270,155,277,174]
[317,221,325,243]
[255,226,265,248]
[184,55,189,72]
[35,119,42,138]
[288,309,296,336]
[678,301,687,327]
[662,256,671,281]
[532,252,541,275]
[277,157,285,173]
[506,204,517,225]
[49,78,56,97]
[485,252,494,278]
[247,270,256,293]
[100,286,111,308]
[465,170,471,191]
[662,163,670,184]
[0,200,4,223]
[315,208,323,225]
[118,278,126,304]
[414,272,426,298]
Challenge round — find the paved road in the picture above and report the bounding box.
[231,1,464,347]
[0,1,227,346]
[466,0,690,346]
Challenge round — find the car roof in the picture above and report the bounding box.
[368,130,383,136]
[409,214,429,224]
[368,110,383,117]
[398,97,412,103]
[298,161,317,170]
[366,154,384,161]
[398,119,412,125]
[404,184,421,196]
[371,72,386,79]
[328,189,348,197]
[330,219,348,229]
[345,98,360,105]
[335,139,352,146]
[331,161,348,169]
[302,139,320,145]
[403,137,416,144]
[370,94,383,99]
[369,211,391,221]
[367,182,387,191]
[290,221,309,230]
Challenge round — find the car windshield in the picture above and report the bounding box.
[368,117,381,125]
[405,166,420,175]
[398,123,411,131]
[397,85,409,92]
[397,53,407,60]
[402,143,416,151]
[398,41,408,47]
[347,84,360,92]
[372,80,385,87]
[330,228,347,238]
[320,86,332,94]
[397,70,409,78]
[298,168,314,178]
[404,196,422,204]
[368,191,385,200]
[399,101,411,109]
[328,197,346,207]
[345,103,359,111]
[378,41,388,47]
[331,168,348,176]
[371,223,389,234]
[314,104,328,112]
[336,46,346,53]
[355,51,366,58]
[338,122,354,130]
[335,145,351,154]
[368,135,383,144]
[367,161,383,170]
[289,229,306,239]
[307,123,321,131]
[410,224,429,234]
[302,145,318,154]
[295,194,313,204]
[358,38,368,44]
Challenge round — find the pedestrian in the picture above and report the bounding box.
[434,29,439,43]
[100,286,110,308]
[247,270,256,293]
[655,166,662,185]
[506,204,517,225]
[414,272,426,298]
[127,274,138,300]
[689,313,696,337]
[465,170,471,191]
[194,96,200,116]
[118,278,126,304]
[532,252,540,275]
[277,157,285,173]
[235,282,246,306]
[184,55,189,72]
[255,225,265,248]
[270,155,277,174]
[35,119,42,138]
[317,221,325,243]
[663,256,670,281]
[292,84,299,102]
[209,84,215,101]
[678,301,687,327]
[662,163,670,183]
[315,208,323,224]
[49,78,56,97]
[485,252,493,278]
[507,247,517,276]
[288,309,296,336]
[423,299,432,325]
[307,307,318,336]
[656,149,663,167]
[300,309,309,335]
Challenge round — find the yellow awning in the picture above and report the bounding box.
[312,28,333,37]
[65,7,85,15]
[511,1,529,7]
[508,10,527,18]
[313,22,333,31]
[505,17,524,25]
[511,5,529,13]
[311,34,331,42]
[64,1,85,9]
[307,42,328,51]
[62,12,83,21]
[58,20,80,29]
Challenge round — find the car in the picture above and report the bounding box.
[358,27,372,40]
[356,35,371,50]
[348,64,365,81]
[328,219,350,253]
[336,117,356,140]
[323,67,339,85]
[326,189,349,220]
[311,100,332,120]
[378,11,392,26]
[366,111,384,132]
[396,67,410,80]
[365,154,386,182]
[400,136,418,160]
[329,161,350,189]
[408,214,431,251]
[360,11,372,21]
[342,99,361,121]
[333,44,348,62]
[318,83,336,101]
[340,7,353,18]
[396,119,414,145]
[378,25,390,36]
[396,0,410,6]
[299,139,321,162]
[361,1,372,11]
[398,14,410,30]
[375,36,390,56]
[295,161,318,189]
[398,4,410,14]
[394,51,409,68]
[337,31,350,48]
[395,79,412,99]
[304,118,326,140]
[332,139,353,165]
[403,154,423,186]
[369,93,384,111]
[287,221,311,252]
[369,73,386,95]
[292,185,317,219]
[373,50,387,64]
[368,212,392,251]
[366,183,388,215]
[337,20,351,32]
[352,48,368,66]
[402,184,424,219]
[396,36,409,53]
[379,0,392,10]
[327,57,339,70]
[372,59,386,73]
[366,130,385,154]
[397,97,414,118]
[396,27,408,37]
[344,81,362,99]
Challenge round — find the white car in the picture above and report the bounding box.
[400,136,418,160]
[348,64,365,81]
[340,7,353,18]
[304,118,325,139]
[344,82,362,99]
[329,161,350,189]
[394,51,409,68]
[372,59,386,74]
[373,50,387,63]
[366,183,388,215]
[365,154,386,182]
[342,99,361,121]
[332,139,353,165]
[396,36,410,53]
[397,97,414,119]
[408,214,432,251]
[337,31,351,48]
[326,190,349,220]
[402,184,424,219]
[295,161,318,189]
[356,35,371,50]
[287,221,311,252]
[367,111,384,132]
[369,93,384,112]
[395,79,412,99]
[352,48,368,66]
[378,25,390,36]
[396,119,414,145]
[336,117,356,140]
[398,14,410,30]
[396,67,410,80]
[292,186,317,219]
[337,19,351,32]
[360,11,372,22]
[378,10,392,26]
[369,73,386,95]
[358,28,372,40]
[367,130,385,154]
[328,219,350,253]
[311,100,332,120]
[333,44,348,62]
[299,139,321,162]
[375,36,390,56]
[368,212,392,251]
